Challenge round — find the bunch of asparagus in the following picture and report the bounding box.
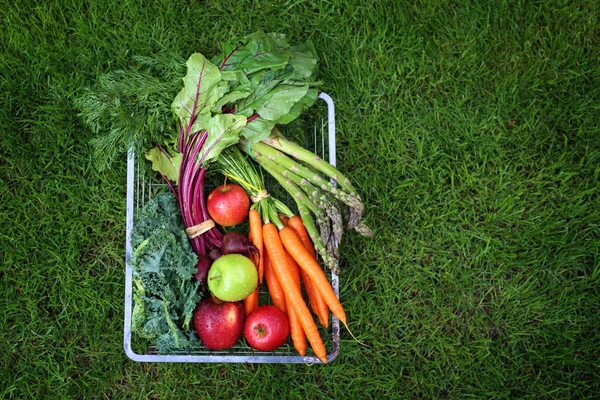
[239,131,373,274]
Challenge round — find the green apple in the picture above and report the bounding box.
[207,254,258,301]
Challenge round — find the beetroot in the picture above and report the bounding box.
[193,255,212,291]
[208,248,222,261]
[221,231,259,259]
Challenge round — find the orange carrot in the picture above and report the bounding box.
[279,214,290,227]
[285,251,301,288]
[279,226,347,326]
[286,299,307,356]
[284,252,307,355]
[248,209,264,284]
[287,215,315,258]
[287,216,330,328]
[263,223,327,363]
[263,247,287,316]
[299,269,328,328]
[244,288,259,316]
[244,225,260,316]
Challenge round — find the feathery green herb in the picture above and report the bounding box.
[74,54,186,171]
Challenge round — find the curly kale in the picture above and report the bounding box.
[129,191,202,353]
[130,190,190,250]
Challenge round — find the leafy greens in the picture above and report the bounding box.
[140,31,321,257]
[75,31,320,175]
[129,191,202,353]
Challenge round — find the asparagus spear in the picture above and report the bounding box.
[260,161,339,272]
[248,140,364,228]
[262,132,361,198]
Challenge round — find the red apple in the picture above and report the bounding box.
[207,183,250,227]
[244,305,290,351]
[193,297,244,350]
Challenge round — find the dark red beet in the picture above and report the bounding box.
[208,248,222,261]
[221,231,259,259]
[193,255,212,291]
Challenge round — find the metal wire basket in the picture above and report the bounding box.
[123,93,340,363]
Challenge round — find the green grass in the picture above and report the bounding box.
[2,0,600,398]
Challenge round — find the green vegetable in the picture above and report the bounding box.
[211,30,321,142]
[254,155,338,271]
[129,191,202,353]
[239,134,374,273]
[148,30,322,174]
[74,53,186,171]
[138,32,322,258]
[75,31,321,176]
[75,31,324,260]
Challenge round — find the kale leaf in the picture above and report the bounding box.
[129,191,202,353]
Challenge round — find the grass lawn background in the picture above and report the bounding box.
[1,0,599,398]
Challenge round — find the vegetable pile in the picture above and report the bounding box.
[76,31,371,363]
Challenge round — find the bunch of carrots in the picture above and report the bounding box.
[217,147,352,363]
[244,210,347,363]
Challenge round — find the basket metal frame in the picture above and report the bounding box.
[123,93,339,363]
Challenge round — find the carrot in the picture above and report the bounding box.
[244,287,259,316]
[243,223,260,316]
[263,247,287,316]
[299,269,328,328]
[287,216,330,328]
[286,299,307,356]
[284,251,307,355]
[279,226,347,326]
[263,223,327,364]
[287,215,315,258]
[285,251,301,289]
[279,214,290,227]
[248,209,264,284]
